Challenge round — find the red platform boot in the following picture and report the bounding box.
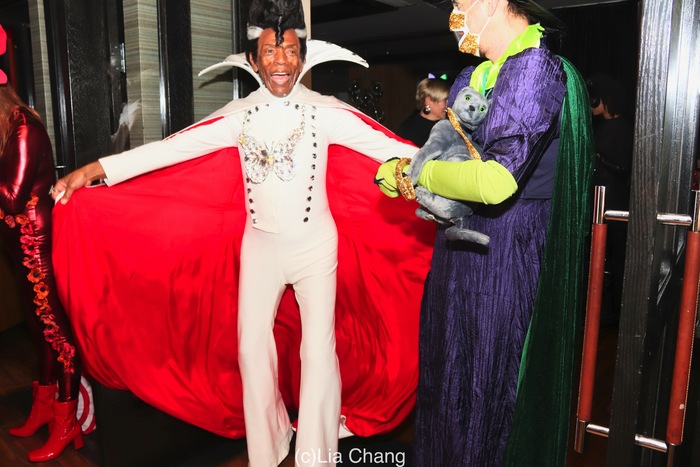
[8,381,56,437]
[28,399,84,462]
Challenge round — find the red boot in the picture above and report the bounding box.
[9,381,56,437]
[28,399,84,462]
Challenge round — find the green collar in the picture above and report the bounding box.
[469,24,544,94]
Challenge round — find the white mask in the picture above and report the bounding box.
[449,1,495,57]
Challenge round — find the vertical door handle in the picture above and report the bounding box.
[575,186,608,453]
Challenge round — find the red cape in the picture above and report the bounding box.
[52,113,434,438]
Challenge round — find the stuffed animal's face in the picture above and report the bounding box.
[452,86,489,131]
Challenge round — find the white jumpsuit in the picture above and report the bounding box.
[99,85,417,466]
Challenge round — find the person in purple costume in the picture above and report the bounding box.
[375,1,589,465]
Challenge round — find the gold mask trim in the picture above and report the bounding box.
[459,33,479,55]
[449,12,465,31]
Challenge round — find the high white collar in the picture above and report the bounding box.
[194,40,369,125]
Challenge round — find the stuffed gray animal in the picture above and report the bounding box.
[406,85,490,245]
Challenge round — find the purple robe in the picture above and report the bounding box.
[414,47,566,466]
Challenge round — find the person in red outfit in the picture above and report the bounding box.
[0,25,84,462]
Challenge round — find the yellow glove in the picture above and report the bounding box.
[417,159,518,204]
[374,158,408,198]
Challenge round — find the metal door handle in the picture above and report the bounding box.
[575,188,700,467]
[575,186,608,453]
[665,191,700,466]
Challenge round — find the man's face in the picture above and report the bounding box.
[250,28,305,97]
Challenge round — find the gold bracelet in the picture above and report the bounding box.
[395,158,416,201]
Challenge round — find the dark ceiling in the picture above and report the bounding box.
[309,0,630,73]
[310,0,454,68]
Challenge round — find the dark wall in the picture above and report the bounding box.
[557,1,640,105]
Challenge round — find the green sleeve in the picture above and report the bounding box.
[416,159,518,204]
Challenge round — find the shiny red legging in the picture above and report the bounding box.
[0,108,81,401]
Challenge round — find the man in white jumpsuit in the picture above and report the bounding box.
[53,5,417,466]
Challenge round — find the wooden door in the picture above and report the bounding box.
[605,1,700,466]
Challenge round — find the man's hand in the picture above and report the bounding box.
[51,161,106,204]
[374,158,409,198]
